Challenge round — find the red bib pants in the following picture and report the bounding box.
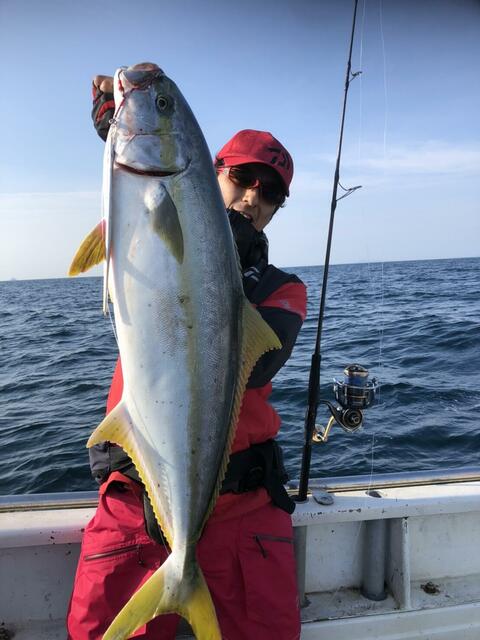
[67,472,300,640]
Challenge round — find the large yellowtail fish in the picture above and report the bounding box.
[69,63,280,640]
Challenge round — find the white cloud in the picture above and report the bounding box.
[306,140,480,175]
[346,141,480,175]
[291,141,480,202]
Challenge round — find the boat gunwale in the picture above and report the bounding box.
[2,466,480,513]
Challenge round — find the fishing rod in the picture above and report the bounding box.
[296,0,377,503]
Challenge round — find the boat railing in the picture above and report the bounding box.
[289,466,480,493]
[0,490,99,512]
[2,466,480,512]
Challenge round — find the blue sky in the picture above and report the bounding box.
[1,0,479,280]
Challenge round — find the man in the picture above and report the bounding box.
[67,69,307,640]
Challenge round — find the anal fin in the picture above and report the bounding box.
[87,402,174,547]
[87,401,132,449]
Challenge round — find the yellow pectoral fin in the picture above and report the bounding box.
[68,220,106,276]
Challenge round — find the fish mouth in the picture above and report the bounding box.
[122,64,164,89]
[115,161,186,178]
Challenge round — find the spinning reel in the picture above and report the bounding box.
[313,364,378,443]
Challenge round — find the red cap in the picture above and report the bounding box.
[215,129,293,196]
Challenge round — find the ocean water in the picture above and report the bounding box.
[1,257,479,495]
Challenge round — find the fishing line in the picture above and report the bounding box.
[357,0,388,406]
[357,0,366,162]
[327,8,390,613]
[352,0,389,495]
[356,0,388,438]
[347,3,386,506]
[353,0,382,485]
[355,0,380,492]
[379,0,388,162]
[327,0,383,613]
[106,301,119,348]
[377,262,385,403]
[375,0,389,402]
[349,0,383,478]
[99,123,163,556]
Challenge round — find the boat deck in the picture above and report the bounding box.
[6,597,480,640]
[3,474,480,639]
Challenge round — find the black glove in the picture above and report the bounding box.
[227,209,268,272]
[91,85,115,141]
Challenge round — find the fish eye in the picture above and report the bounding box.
[156,95,171,112]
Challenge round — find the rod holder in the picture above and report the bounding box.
[361,491,387,601]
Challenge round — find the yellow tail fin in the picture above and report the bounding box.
[103,552,221,640]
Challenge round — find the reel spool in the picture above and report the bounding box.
[334,364,377,411]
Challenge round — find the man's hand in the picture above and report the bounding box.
[91,64,160,141]
[91,75,114,141]
[93,75,113,94]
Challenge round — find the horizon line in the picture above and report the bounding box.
[2,255,478,284]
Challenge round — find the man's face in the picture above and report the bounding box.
[217,163,285,232]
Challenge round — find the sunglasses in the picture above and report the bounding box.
[220,166,286,207]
